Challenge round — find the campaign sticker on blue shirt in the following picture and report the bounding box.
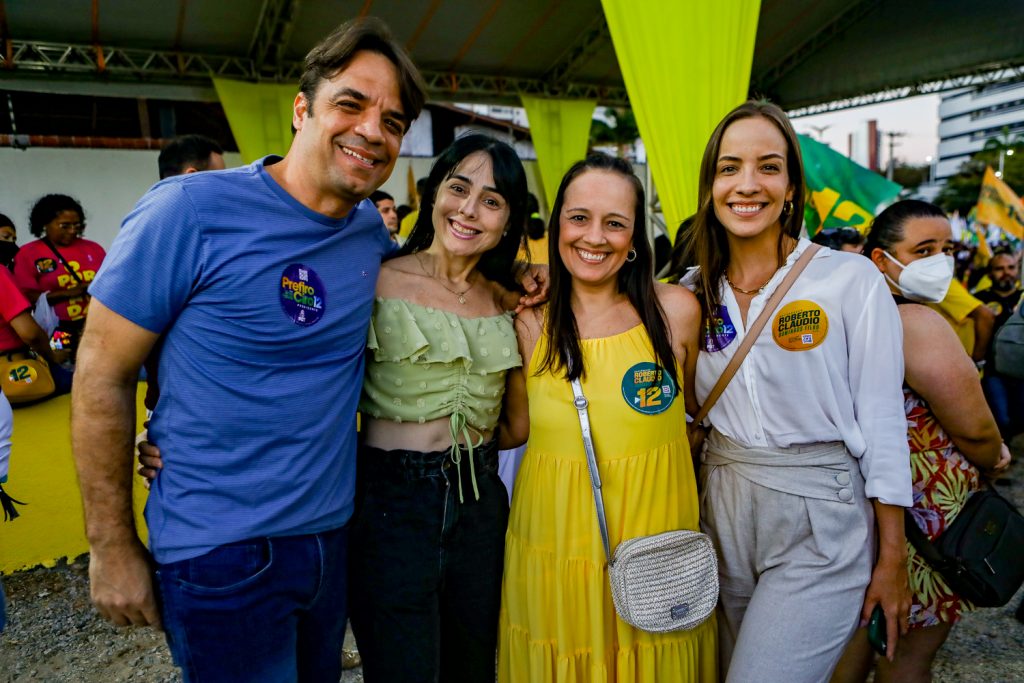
[279,263,326,327]
[621,362,676,415]
[704,305,737,352]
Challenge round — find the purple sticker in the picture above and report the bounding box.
[279,263,326,327]
[704,305,737,352]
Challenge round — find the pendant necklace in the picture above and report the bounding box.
[416,252,475,304]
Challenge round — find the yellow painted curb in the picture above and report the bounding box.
[1,385,150,574]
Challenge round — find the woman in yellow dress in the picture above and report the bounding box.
[498,153,717,682]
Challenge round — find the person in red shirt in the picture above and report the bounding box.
[12,195,106,357]
[0,265,71,394]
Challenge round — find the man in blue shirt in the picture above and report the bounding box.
[71,18,425,682]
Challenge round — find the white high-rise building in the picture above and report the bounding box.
[935,81,1024,182]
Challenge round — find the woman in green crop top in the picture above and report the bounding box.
[348,134,531,683]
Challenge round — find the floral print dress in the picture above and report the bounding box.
[904,386,982,628]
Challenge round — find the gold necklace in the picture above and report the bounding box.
[724,271,774,296]
[416,253,475,304]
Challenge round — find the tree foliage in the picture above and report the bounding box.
[936,128,1024,215]
[891,163,930,192]
[589,108,639,158]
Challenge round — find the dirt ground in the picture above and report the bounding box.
[2,443,1023,682]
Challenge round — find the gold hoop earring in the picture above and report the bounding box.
[626,249,637,262]
[784,200,794,217]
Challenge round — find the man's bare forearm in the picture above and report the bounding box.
[71,347,141,550]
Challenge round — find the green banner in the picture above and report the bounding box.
[798,134,902,236]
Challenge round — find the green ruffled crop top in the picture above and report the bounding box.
[360,297,522,501]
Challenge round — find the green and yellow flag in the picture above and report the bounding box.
[976,166,1024,240]
[798,134,902,237]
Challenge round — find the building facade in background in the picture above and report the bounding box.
[935,81,1024,183]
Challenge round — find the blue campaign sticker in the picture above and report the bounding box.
[704,305,737,352]
[620,362,676,415]
[279,263,326,327]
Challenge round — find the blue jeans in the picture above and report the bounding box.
[982,373,1024,439]
[156,525,349,683]
[349,441,508,683]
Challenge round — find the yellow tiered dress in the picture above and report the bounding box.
[498,324,717,682]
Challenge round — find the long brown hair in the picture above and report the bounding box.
[538,153,678,390]
[677,100,806,323]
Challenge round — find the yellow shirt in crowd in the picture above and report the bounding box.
[399,209,419,239]
[929,279,983,356]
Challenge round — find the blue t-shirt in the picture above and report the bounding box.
[90,157,395,563]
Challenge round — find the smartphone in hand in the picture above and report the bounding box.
[867,604,887,657]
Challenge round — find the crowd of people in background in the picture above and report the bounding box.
[1,14,1022,683]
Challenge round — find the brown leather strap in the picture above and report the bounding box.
[692,244,822,426]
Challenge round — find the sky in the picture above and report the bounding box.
[792,93,940,167]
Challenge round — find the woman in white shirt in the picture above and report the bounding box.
[676,101,912,682]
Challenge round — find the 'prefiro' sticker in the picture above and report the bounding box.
[279,263,326,327]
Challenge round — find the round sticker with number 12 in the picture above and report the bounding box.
[620,361,676,415]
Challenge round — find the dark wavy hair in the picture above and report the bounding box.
[538,153,677,389]
[29,194,85,238]
[863,199,947,257]
[400,134,528,291]
[299,17,426,127]
[677,100,805,323]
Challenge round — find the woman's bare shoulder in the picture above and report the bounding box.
[376,255,424,296]
[899,302,962,351]
[655,282,701,321]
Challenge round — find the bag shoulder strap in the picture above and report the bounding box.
[571,377,613,565]
[903,508,948,568]
[692,244,822,425]
[41,238,83,285]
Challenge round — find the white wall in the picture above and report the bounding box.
[0,147,547,250]
[0,147,244,250]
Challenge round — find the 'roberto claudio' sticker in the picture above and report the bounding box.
[772,299,828,351]
[704,305,737,352]
[279,263,326,327]
[621,362,676,415]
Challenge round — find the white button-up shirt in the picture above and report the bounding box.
[682,239,912,506]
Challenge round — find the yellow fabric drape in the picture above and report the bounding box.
[601,0,761,239]
[213,78,299,163]
[520,96,596,210]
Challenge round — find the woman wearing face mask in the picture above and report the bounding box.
[675,101,912,682]
[831,200,1010,683]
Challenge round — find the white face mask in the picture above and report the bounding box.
[882,251,955,303]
